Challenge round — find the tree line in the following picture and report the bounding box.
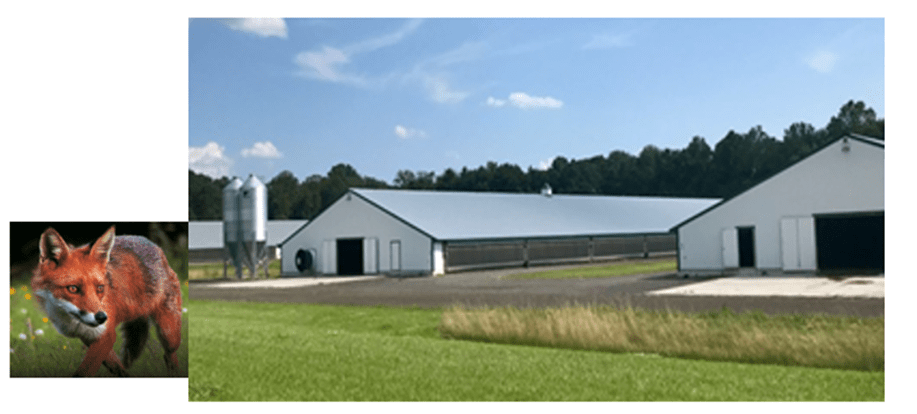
[189,100,883,221]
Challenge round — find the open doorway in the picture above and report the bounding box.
[336,238,364,275]
[737,226,755,268]
[815,213,883,274]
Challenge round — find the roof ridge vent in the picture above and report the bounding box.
[541,183,553,197]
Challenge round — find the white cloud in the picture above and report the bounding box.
[486,96,507,107]
[189,142,233,178]
[422,41,488,68]
[241,141,283,159]
[805,50,839,73]
[510,92,563,109]
[583,33,633,50]
[535,157,557,171]
[223,18,288,39]
[405,41,487,104]
[294,46,369,86]
[425,76,469,104]
[394,125,427,140]
[346,19,423,55]
[488,92,564,110]
[294,19,422,87]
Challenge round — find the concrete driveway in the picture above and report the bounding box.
[647,275,884,298]
[200,275,383,289]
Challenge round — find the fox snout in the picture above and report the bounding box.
[72,308,108,327]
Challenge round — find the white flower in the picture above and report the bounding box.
[35,329,44,335]
[19,333,27,340]
[182,308,188,313]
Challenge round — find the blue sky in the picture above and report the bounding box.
[191,18,884,183]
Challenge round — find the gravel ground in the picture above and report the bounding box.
[189,261,884,317]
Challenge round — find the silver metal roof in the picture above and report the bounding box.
[352,188,720,241]
[189,221,222,249]
[189,220,308,249]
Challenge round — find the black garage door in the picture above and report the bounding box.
[815,213,884,274]
[337,238,364,275]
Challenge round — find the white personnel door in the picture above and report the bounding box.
[322,240,335,275]
[364,237,378,274]
[390,240,401,272]
[722,228,738,268]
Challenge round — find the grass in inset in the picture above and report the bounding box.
[9,269,190,377]
[439,305,884,372]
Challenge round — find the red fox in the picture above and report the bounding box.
[31,226,182,377]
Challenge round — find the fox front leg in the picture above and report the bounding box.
[102,348,130,377]
[74,329,126,377]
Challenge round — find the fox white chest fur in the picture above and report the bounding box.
[34,289,107,342]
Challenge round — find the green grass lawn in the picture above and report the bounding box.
[189,300,884,401]
[9,269,190,377]
[505,258,677,279]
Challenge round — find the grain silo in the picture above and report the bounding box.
[222,177,243,278]
[239,174,268,278]
[221,174,269,278]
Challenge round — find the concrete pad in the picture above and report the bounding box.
[202,275,383,289]
[647,275,884,298]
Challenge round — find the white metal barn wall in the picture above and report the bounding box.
[676,137,884,275]
[280,193,433,275]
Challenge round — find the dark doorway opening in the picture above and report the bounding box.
[815,213,884,274]
[337,238,364,275]
[737,227,755,268]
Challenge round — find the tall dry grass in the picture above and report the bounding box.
[439,306,884,371]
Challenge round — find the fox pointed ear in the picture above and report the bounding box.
[91,226,116,263]
[39,227,69,264]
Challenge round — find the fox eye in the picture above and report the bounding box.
[67,285,79,294]
[96,285,105,294]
